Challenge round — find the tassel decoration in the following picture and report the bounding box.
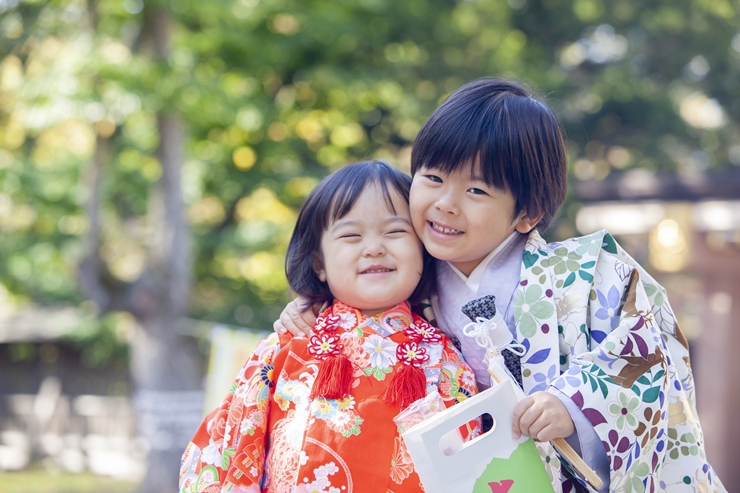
[385,364,427,408]
[385,339,430,408]
[310,352,354,400]
[307,314,353,400]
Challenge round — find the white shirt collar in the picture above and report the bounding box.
[446,231,520,293]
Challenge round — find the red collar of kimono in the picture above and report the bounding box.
[309,300,442,367]
[307,300,443,408]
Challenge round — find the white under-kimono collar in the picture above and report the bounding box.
[446,231,521,293]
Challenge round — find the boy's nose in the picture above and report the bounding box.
[434,192,459,214]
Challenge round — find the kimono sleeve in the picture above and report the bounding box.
[548,238,722,492]
[438,336,481,440]
[179,333,281,493]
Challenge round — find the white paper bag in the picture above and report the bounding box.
[402,379,554,493]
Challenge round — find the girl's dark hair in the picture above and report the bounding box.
[411,78,567,231]
[285,160,435,309]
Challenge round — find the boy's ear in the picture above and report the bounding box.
[514,211,543,234]
[313,255,327,282]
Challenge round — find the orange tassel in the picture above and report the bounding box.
[310,353,353,400]
[385,365,427,409]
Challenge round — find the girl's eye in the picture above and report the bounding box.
[340,234,361,239]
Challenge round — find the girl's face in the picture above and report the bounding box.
[315,183,424,316]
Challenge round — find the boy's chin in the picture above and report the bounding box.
[422,242,457,262]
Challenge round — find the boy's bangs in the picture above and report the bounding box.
[412,96,519,192]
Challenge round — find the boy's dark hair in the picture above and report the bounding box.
[411,78,567,231]
[286,160,435,309]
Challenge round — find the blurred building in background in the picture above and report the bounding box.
[0,306,267,486]
[573,168,740,486]
[0,305,142,478]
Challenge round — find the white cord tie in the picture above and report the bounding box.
[462,313,526,359]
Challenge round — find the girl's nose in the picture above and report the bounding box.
[362,238,386,257]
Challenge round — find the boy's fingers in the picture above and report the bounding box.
[273,318,287,335]
[518,403,544,439]
[295,306,317,333]
[527,415,549,441]
[511,397,533,439]
[282,310,308,337]
[535,423,558,443]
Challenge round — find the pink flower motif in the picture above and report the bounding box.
[406,320,442,344]
[314,313,341,334]
[308,333,343,359]
[396,341,429,368]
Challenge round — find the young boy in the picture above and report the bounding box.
[276,79,724,493]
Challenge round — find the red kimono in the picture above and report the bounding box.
[180,301,479,493]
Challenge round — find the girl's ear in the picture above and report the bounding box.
[313,255,327,282]
[514,211,543,234]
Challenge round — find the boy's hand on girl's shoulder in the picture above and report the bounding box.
[273,297,316,338]
[511,391,575,442]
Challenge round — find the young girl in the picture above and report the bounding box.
[180,161,478,493]
[275,79,725,492]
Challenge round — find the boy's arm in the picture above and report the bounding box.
[548,389,610,493]
[509,388,608,491]
[179,334,280,492]
[542,236,717,491]
[272,297,316,337]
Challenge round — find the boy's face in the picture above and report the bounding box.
[409,161,540,277]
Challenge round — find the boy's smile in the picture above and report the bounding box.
[409,163,540,277]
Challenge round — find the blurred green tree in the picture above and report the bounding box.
[0,0,738,489]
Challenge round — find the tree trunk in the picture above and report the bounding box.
[129,9,203,493]
[129,112,203,493]
[79,5,204,491]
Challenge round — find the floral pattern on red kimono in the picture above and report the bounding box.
[180,301,479,493]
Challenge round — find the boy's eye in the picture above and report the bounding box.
[468,187,487,195]
[386,229,408,235]
[425,174,443,183]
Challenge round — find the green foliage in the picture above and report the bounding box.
[1,0,739,336]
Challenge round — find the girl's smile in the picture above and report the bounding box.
[315,184,424,316]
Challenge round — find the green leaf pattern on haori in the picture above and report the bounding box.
[513,284,555,338]
[513,230,725,493]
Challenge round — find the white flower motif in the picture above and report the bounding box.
[362,334,397,368]
[240,417,255,435]
[314,462,339,478]
[461,370,476,387]
[336,312,357,329]
[306,478,330,491]
[201,439,223,465]
[332,411,350,426]
[299,450,309,466]
[250,466,258,476]
[420,341,442,366]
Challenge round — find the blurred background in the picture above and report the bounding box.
[0,0,739,491]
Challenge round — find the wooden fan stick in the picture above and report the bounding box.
[488,368,604,490]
